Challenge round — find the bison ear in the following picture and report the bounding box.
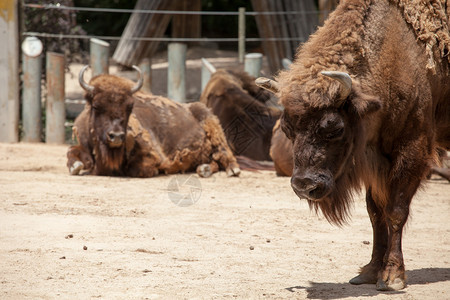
[349,91,382,117]
[84,91,94,105]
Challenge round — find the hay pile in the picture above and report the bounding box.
[392,0,450,72]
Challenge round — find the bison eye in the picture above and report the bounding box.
[318,125,344,140]
[319,117,345,140]
[325,126,344,139]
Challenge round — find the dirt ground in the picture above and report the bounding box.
[0,143,449,299]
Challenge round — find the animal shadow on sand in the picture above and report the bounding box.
[285,268,450,299]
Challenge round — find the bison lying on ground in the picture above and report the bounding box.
[67,66,240,178]
[257,0,449,291]
[200,69,281,161]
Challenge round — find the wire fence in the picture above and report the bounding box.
[23,3,322,16]
[22,2,323,43]
[22,32,307,42]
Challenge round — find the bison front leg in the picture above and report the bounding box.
[377,170,424,291]
[350,187,387,285]
[375,198,412,291]
[67,145,94,175]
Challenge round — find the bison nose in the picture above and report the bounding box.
[290,173,330,201]
[107,131,125,146]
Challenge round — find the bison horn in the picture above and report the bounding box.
[130,65,143,94]
[321,71,352,100]
[255,77,279,94]
[78,65,95,93]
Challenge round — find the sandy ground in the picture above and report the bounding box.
[0,143,449,299]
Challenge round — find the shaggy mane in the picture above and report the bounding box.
[392,0,450,72]
[94,141,125,176]
[276,0,373,109]
[277,0,449,110]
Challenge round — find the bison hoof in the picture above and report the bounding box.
[226,167,241,177]
[349,273,377,285]
[376,278,406,291]
[197,164,213,178]
[70,161,84,175]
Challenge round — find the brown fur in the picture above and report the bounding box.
[200,69,281,161]
[275,0,450,291]
[394,0,450,72]
[67,75,240,178]
[270,120,293,176]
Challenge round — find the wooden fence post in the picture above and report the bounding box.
[90,38,109,77]
[46,52,66,144]
[201,58,216,92]
[244,53,263,77]
[0,0,19,142]
[22,37,43,142]
[238,7,246,63]
[167,43,186,103]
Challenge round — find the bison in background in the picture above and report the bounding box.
[67,66,240,178]
[257,0,449,291]
[200,69,281,161]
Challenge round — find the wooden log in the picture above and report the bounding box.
[274,0,292,59]
[250,0,319,73]
[172,0,201,44]
[251,0,283,73]
[113,0,176,67]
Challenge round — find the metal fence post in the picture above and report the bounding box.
[167,43,186,103]
[0,0,19,142]
[46,52,66,144]
[139,58,152,93]
[244,53,263,77]
[201,58,216,92]
[90,38,109,77]
[21,37,43,142]
[238,7,246,63]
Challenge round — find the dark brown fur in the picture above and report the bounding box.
[200,69,281,161]
[270,119,293,176]
[275,0,450,291]
[67,75,240,178]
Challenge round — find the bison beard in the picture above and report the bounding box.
[94,141,125,176]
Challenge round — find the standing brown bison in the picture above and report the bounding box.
[67,66,240,178]
[257,0,450,291]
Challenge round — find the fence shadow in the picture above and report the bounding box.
[285,267,450,299]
